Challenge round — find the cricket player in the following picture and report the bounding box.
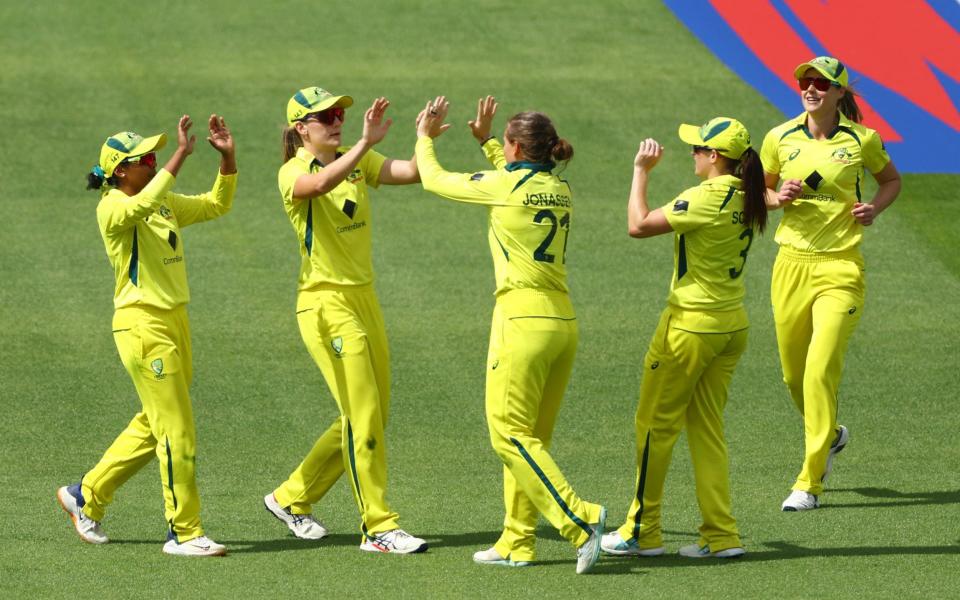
[264,87,427,554]
[57,114,237,556]
[762,57,901,511]
[601,118,769,559]
[415,95,606,575]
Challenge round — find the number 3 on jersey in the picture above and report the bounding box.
[533,209,570,264]
[728,227,753,279]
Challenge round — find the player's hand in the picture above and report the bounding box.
[362,97,393,146]
[468,95,498,142]
[634,138,663,171]
[777,178,802,205]
[206,114,235,156]
[417,96,452,139]
[177,115,196,155]
[852,201,877,226]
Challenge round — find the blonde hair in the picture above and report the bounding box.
[282,125,303,162]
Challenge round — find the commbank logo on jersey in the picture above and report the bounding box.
[664,0,960,173]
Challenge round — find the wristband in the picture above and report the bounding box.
[480,135,496,146]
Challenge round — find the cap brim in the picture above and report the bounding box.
[677,124,704,147]
[794,62,839,85]
[309,94,354,114]
[129,133,167,157]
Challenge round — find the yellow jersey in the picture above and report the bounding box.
[278,146,385,290]
[662,174,751,333]
[416,137,572,301]
[761,112,890,252]
[97,169,237,310]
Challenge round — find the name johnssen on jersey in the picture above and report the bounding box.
[523,193,570,207]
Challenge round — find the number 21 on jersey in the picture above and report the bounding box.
[533,209,570,264]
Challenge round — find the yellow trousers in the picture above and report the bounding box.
[273,284,399,536]
[81,305,204,542]
[772,247,864,496]
[616,308,746,553]
[486,289,603,562]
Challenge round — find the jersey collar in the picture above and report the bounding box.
[505,160,555,173]
[295,146,344,169]
[793,111,855,140]
[701,174,742,188]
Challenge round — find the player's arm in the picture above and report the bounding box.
[378,155,420,185]
[167,115,238,227]
[415,96,503,205]
[292,97,391,200]
[98,171,176,234]
[627,138,673,238]
[852,161,901,226]
[469,96,507,169]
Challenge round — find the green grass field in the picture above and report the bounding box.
[2,1,958,597]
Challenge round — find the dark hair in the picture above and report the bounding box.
[86,170,116,191]
[838,87,863,123]
[282,124,304,162]
[721,148,767,233]
[505,111,573,165]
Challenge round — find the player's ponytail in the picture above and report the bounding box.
[506,111,573,166]
[282,125,303,162]
[735,148,768,234]
[86,165,114,191]
[838,87,863,124]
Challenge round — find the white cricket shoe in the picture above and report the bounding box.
[162,535,227,557]
[678,543,746,558]
[472,547,531,567]
[263,494,328,540]
[823,425,850,483]
[360,529,428,554]
[600,531,665,556]
[57,484,108,544]
[575,506,606,574]
[781,489,820,511]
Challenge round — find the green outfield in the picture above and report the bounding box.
[2,0,958,597]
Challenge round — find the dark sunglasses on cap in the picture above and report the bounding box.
[302,106,345,125]
[126,152,157,168]
[798,77,839,92]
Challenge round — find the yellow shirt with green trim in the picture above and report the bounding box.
[761,112,890,252]
[416,137,572,301]
[662,174,751,333]
[97,169,237,310]
[278,146,385,290]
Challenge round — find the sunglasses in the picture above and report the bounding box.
[303,106,345,125]
[798,77,839,92]
[126,152,157,168]
[692,145,715,154]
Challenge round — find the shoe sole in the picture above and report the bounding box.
[56,487,107,545]
[359,541,429,554]
[602,546,665,557]
[162,545,227,557]
[263,495,327,540]
[473,558,532,567]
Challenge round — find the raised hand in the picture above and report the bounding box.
[177,115,196,156]
[206,114,235,156]
[468,95,498,142]
[416,95,452,139]
[634,138,663,171]
[362,97,393,146]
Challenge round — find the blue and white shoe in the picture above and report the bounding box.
[678,543,745,558]
[360,529,428,554]
[600,531,665,556]
[263,493,328,540]
[56,484,108,544]
[473,547,531,567]
[575,506,606,574]
[163,535,227,557]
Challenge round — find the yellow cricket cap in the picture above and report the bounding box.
[793,56,848,88]
[678,117,751,160]
[286,86,353,125]
[98,131,167,177]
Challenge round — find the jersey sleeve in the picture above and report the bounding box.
[166,171,237,227]
[861,129,891,175]
[415,137,509,205]
[278,159,306,205]
[759,128,781,176]
[96,169,176,234]
[362,148,387,189]
[663,186,712,234]
[481,138,507,169]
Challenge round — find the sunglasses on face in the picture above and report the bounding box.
[798,77,838,92]
[303,106,345,125]
[692,145,714,154]
[126,152,157,168]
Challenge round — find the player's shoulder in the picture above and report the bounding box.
[765,113,807,144]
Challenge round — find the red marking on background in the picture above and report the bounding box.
[709,0,901,141]
[785,0,960,132]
